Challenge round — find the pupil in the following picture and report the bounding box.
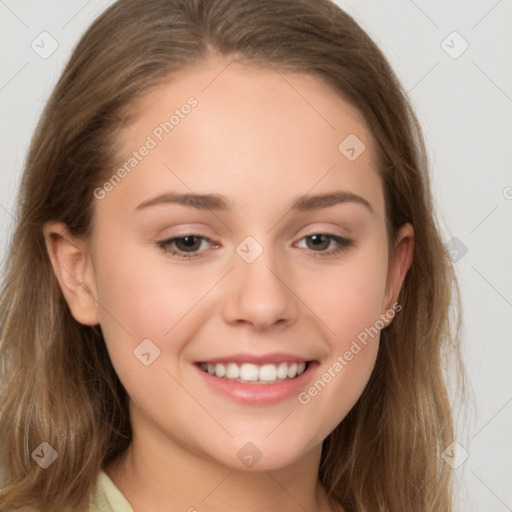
[179,236,200,251]
[309,234,328,250]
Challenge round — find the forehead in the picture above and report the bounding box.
[100,57,384,218]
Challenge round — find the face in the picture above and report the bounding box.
[49,57,412,472]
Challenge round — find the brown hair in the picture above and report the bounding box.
[0,0,464,510]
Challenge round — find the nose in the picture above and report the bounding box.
[221,245,299,332]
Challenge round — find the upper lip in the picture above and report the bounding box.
[196,352,313,365]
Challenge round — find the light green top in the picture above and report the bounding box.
[90,470,134,512]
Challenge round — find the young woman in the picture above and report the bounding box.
[0,1,464,511]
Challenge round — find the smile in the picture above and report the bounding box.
[198,361,308,384]
[194,353,318,405]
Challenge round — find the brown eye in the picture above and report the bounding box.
[174,236,203,252]
[305,234,331,251]
[157,235,213,259]
[295,233,353,257]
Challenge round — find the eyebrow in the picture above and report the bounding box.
[135,190,374,214]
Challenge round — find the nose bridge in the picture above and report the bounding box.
[221,235,298,330]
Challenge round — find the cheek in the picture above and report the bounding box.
[308,238,389,347]
[294,241,388,433]
[93,240,215,370]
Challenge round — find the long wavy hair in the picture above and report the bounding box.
[0,0,464,510]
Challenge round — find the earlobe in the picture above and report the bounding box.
[43,221,100,326]
[382,223,414,324]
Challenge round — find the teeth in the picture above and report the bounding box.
[239,363,259,381]
[276,362,288,379]
[259,364,277,381]
[215,363,226,378]
[226,363,239,379]
[199,361,308,383]
[287,362,298,378]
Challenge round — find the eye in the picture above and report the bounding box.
[157,232,353,261]
[157,235,214,259]
[295,233,352,257]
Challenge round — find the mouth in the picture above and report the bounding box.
[193,353,319,405]
[196,360,311,384]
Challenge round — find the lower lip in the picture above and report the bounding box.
[194,362,318,405]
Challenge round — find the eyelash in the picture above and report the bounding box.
[157,233,353,260]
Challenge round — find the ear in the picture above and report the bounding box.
[43,221,100,326]
[381,223,414,325]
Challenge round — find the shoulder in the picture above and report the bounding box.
[89,469,134,512]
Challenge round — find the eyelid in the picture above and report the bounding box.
[292,222,352,242]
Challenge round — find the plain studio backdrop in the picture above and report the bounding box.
[1,1,511,510]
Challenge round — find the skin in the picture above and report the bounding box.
[44,56,413,512]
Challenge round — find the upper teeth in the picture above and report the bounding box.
[199,361,307,382]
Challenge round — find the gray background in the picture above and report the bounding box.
[1,1,511,510]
